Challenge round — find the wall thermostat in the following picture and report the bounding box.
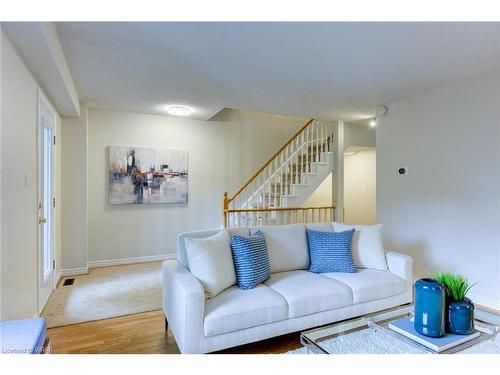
[398,167,408,176]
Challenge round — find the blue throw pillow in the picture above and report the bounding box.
[230,231,271,290]
[306,228,357,273]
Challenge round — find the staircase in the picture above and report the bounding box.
[223,119,335,227]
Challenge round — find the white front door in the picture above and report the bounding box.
[37,91,55,312]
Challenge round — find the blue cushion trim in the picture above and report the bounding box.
[306,228,357,273]
[230,230,271,289]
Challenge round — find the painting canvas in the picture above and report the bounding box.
[108,146,188,204]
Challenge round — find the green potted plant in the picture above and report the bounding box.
[434,272,475,335]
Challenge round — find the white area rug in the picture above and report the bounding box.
[42,262,162,328]
[286,328,500,354]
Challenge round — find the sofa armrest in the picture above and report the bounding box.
[162,260,205,353]
[386,252,413,285]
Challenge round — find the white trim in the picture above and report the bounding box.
[87,254,175,269]
[468,293,500,311]
[60,267,89,277]
[59,254,176,277]
[37,88,57,314]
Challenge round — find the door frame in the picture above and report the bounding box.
[37,89,57,314]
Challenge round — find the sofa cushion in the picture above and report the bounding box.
[306,223,334,232]
[177,227,249,270]
[307,228,357,273]
[185,230,236,298]
[231,231,271,290]
[333,223,388,271]
[250,224,309,273]
[322,269,407,304]
[204,284,288,336]
[264,270,353,318]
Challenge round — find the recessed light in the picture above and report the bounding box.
[167,105,192,117]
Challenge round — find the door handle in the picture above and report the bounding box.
[39,217,47,224]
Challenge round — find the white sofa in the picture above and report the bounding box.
[162,224,413,354]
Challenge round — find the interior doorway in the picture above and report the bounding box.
[37,90,56,313]
[343,147,376,224]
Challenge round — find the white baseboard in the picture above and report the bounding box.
[468,293,500,312]
[60,267,89,276]
[87,254,175,269]
[55,270,62,286]
[59,255,175,277]
[412,277,500,312]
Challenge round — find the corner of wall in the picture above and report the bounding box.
[332,120,344,221]
[60,101,89,270]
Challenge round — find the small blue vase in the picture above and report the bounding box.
[448,297,475,335]
[414,278,446,337]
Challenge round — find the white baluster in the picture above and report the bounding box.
[321,122,325,154]
[280,155,283,206]
[285,145,289,198]
[271,160,274,208]
[315,121,319,163]
[300,130,304,184]
[307,124,311,173]
[293,139,299,184]
[305,125,311,172]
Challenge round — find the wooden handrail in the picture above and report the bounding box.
[224,118,314,204]
[225,205,335,213]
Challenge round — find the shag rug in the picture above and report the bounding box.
[286,328,500,354]
[42,262,162,328]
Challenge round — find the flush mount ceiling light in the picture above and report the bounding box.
[369,118,377,128]
[167,105,192,117]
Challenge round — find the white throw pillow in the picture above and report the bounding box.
[306,223,334,232]
[332,223,387,271]
[184,230,236,298]
[250,223,309,273]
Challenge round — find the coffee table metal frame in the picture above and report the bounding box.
[300,304,499,354]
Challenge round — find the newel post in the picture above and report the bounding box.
[223,192,229,228]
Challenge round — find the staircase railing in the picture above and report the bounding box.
[223,119,334,228]
[224,206,335,228]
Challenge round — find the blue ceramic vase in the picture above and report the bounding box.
[448,297,475,335]
[414,278,446,337]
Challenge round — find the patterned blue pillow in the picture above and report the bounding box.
[306,228,357,273]
[230,230,271,289]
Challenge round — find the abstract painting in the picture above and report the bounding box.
[108,146,188,204]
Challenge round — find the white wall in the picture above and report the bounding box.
[61,103,88,271]
[79,108,305,264]
[305,121,376,211]
[1,32,62,319]
[344,149,376,225]
[303,173,332,207]
[344,120,376,149]
[377,71,500,308]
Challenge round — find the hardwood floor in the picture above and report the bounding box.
[47,310,303,354]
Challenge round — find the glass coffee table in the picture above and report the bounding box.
[300,304,499,354]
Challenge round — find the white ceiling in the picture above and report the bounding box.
[57,22,500,121]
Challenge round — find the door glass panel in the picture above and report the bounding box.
[43,123,52,279]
